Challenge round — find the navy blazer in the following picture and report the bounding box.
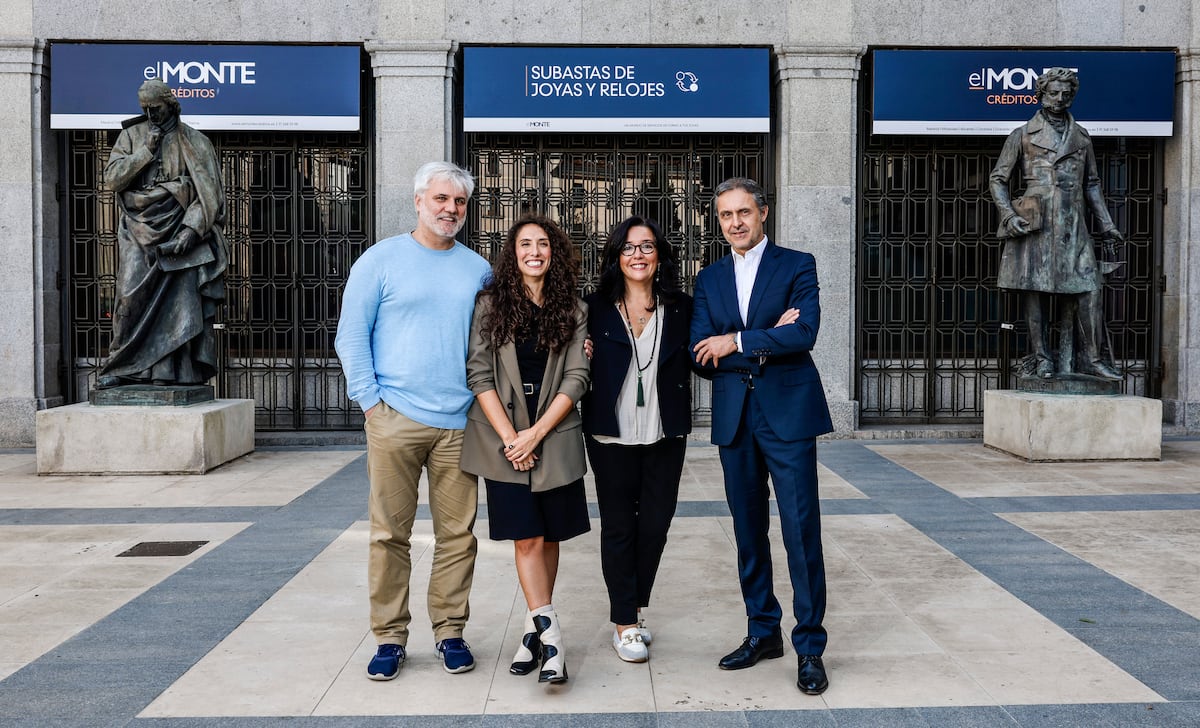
[581,291,693,438]
[690,240,833,446]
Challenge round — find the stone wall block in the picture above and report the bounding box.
[786,0,852,45]
[648,0,719,45]
[582,0,652,43]
[1122,0,1191,47]
[515,0,584,43]
[0,397,34,446]
[447,0,517,43]
[378,0,447,39]
[1055,0,1123,44]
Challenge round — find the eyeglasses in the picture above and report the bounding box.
[620,242,657,256]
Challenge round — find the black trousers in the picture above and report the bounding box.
[585,435,687,625]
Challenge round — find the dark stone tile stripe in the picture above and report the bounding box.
[816,441,1200,702]
[0,506,278,526]
[967,494,1200,513]
[0,500,880,528]
[672,498,887,518]
[0,456,371,727]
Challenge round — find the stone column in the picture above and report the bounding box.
[0,39,59,447]
[774,46,864,434]
[364,41,456,239]
[1162,49,1200,431]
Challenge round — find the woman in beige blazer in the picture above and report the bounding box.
[460,213,589,685]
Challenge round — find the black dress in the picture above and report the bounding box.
[485,305,590,542]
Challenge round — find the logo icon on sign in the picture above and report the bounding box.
[675,71,699,93]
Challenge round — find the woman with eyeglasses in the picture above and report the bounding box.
[460,214,589,685]
[581,215,693,663]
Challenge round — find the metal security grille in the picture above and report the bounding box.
[465,132,770,422]
[62,130,373,430]
[858,134,1162,423]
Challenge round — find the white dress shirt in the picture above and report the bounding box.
[733,236,767,351]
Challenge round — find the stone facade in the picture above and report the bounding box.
[2,1,1198,444]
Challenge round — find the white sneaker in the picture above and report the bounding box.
[636,618,653,645]
[613,627,648,663]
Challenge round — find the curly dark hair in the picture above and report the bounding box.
[479,214,581,352]
[1035,67,1079,101]
[596,215,683,309]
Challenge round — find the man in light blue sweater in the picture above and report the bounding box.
[335,162,492,680]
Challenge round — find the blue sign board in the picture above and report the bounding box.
[873,50,1175,136]
[464,46,770,133]
[51,43,361,131]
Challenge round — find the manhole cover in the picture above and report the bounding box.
[116,541,208,557]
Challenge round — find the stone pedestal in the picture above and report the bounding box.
[984,390,1161,461]
[36,399,255,475]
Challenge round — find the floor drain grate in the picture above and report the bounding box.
[116,541,209,557]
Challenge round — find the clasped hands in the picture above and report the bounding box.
[503,428,541,472]
[693,307,799,367]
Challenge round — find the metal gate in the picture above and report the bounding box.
[62,130,374,430]
[857,134,1162,423]
[464,132,770,422]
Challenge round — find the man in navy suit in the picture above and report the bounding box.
[691,177,834,695]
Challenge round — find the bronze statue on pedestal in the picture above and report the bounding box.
[97,78,227,391]
[989,67,1124,384]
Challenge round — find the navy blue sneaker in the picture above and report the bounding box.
[436,637,476,673]
[367,643,405,681]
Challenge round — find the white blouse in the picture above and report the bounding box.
[592,304,666,446]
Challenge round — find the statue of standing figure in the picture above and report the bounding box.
[97,78,228,389]
[988,67,1124,382]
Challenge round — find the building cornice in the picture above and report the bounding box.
[364,40,454,78]
[775,46,865,82]
[0,38,46,76]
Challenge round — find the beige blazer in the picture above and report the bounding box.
[460,295,590,492]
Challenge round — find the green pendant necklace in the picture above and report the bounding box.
[619,296,658,406]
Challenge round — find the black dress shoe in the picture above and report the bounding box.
[718,634,785,670]
[797,654,828,695]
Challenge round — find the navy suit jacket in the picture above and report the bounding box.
[690,240,833,446]
[581,291,693,438]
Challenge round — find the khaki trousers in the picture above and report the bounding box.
[365,402,479,646]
